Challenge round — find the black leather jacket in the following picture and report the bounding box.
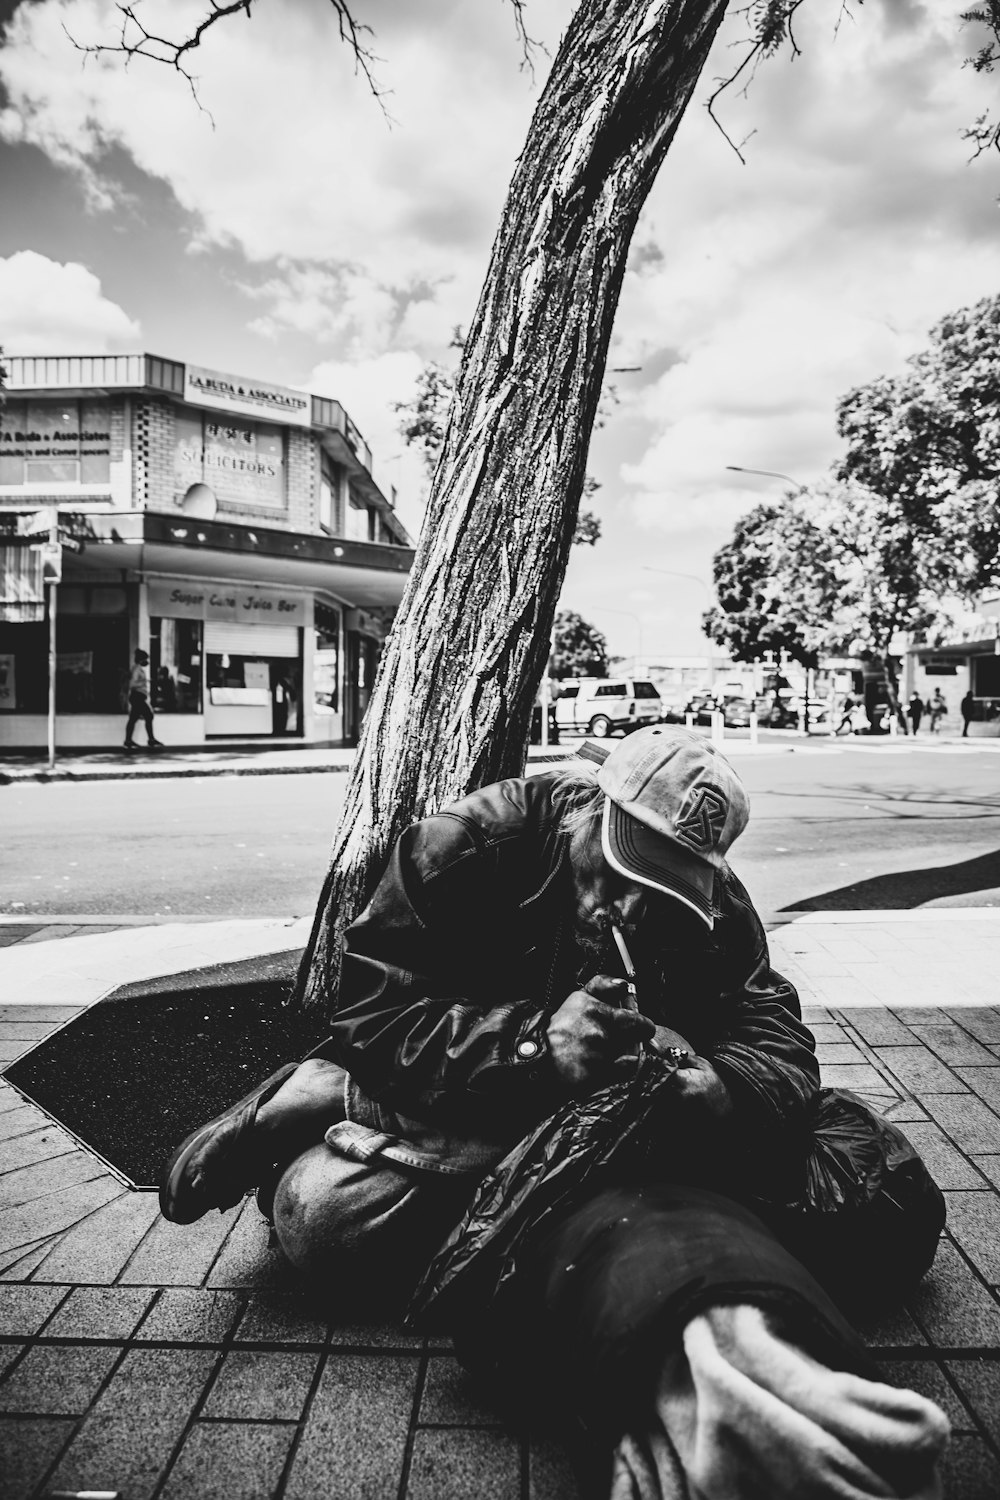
[324,773,819,1168]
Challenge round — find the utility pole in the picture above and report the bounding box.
[22,506,72,772]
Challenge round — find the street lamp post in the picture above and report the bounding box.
[725,465,804,489]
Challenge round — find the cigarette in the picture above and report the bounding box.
[46,1492,121,1499]
[611,926,639,1012]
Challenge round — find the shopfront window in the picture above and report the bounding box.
[0,622,46,712]
[172,405,286,511]
[0,398,112,487]
[150,617,203,713]
[314,604,340,716]
[55,587,131,712]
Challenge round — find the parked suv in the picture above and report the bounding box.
[554,677,663,737]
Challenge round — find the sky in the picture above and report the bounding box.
[1,0,998,665]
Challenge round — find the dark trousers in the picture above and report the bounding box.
[125,691,155,744]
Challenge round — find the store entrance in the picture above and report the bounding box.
[204,621,302,738]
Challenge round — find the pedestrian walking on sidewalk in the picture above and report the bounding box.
[929,688,946,733]
[160,726,949,1500]
[961,689,974,737]
[835,692,856,734]
[123,648,163,751]
[908,693,924,735]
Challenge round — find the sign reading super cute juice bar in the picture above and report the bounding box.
[148,582,306,626]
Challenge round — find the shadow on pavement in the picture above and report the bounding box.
[783,846,1000,910]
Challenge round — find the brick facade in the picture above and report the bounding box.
[134,398,176,511]
[287,429,318,532]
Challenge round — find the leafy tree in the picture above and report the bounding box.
[706,479,958,726]
[703,500,829,671]
[551,610,608,678]
[836,293,1000,591]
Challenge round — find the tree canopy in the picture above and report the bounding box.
[551,610,608,678]
[836,292,1000,592]
[706,293,1000,690]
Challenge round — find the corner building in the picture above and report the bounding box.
[0,354,414,748]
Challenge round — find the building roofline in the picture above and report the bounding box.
[4,352,409,540]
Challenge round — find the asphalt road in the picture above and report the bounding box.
[2,743,1000,918]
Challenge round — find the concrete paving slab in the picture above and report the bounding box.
[201,1348,319,1420]
[45,1346,217,1500]
[0,1415,76,1500]
[160,1421,297,1500]
[31,1187,161,1284]
[282,1352,419,1500]
[135,1287,245,1345]
[0,1342,121,1413]
[43,1285,155,1341]
[0,1284,66,1337]
[407,1428,521,1500]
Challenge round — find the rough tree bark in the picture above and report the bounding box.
[297,0,730,1014]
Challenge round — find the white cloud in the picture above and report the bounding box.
[0,249,140,351]
[607,0,1000,556]
[0,0,574,355]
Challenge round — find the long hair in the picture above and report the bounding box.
[549,762,604,839]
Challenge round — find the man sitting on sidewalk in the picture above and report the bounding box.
[160,726,948,1499]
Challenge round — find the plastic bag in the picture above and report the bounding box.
[408,1052,684,1325]
[757,1088,946,1309]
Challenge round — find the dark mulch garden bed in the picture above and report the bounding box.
[4,948,328,1187]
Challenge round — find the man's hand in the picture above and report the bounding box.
[668,1054,733,1122]
[547,982,654,1091]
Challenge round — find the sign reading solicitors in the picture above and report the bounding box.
[184,364,311,428]
[148,581,306,626]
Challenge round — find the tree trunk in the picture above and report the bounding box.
[297,0,730,1014]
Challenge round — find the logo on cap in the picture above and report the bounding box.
[674,784,728,855]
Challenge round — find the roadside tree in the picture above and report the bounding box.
[837,292,1000,592]
[551,611,608,679]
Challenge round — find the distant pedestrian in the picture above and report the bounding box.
[124,649,163,751]
[836,693,856,734]
[961,689,974,738]
[929,688,946,733]
[908,693,924,735]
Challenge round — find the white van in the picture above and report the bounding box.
[554,678,663,737]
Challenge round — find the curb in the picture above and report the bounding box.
[0,759,354,786]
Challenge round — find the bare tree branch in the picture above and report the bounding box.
[504,0,544,79]
[65,0,388,120]
[705,0,810,164]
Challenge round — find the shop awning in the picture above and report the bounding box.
[21,511,415,609]
[0,546,44,622]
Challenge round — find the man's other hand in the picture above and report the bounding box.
[669,1054,733,1121]
[546,985,654,1091]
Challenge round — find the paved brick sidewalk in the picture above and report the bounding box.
[0,919,999,1498]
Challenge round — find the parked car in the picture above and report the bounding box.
[722,696,753,728]
[659,696,691,725]
[554,677,662,737]
[755,695,799,729]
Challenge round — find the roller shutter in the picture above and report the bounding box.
[204,621,300,658]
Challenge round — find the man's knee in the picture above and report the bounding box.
[272,1138,463,1303]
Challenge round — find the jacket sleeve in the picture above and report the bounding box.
[325,813,556,1114]
[704,873,820,1185]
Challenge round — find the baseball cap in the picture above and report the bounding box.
[581,725,750,929]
